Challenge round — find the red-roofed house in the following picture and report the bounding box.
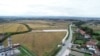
[86,39,100,56]
[79,29,86,35]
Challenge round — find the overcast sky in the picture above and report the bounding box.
[0,0,100,17]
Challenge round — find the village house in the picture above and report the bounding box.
[86,39,100,56]
[76,28,91,39]
[84,34,91,39]
[76,28,86,35]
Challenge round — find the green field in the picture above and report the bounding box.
[18,45,36,56]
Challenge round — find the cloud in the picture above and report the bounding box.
[0,0,100,17]
[0,0,68,16]
[67,0,100,17]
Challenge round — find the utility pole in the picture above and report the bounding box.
[7,36,15,56]
[7,37,12,48]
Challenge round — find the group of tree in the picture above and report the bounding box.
[73,21,86,27]
[80,26,93,35]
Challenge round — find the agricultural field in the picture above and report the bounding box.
[11,32,66,56]
[27,20,70,30]
[2,20,69,56]
[0,23,28,33]
[14,20,70,30]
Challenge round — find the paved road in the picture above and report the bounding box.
[56,24,73,56]
[31,29,67,32]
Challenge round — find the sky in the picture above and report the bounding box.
[0,0,100,17]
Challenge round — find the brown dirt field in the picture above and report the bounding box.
[27,22,69,30]
[2,20,69,56]
[11,32,66,56]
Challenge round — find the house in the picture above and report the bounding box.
[86,39,100,56]
[94,48,100,56]
[84,34,91,39]
[86,39,97,51]
[76,28,86,35]
[79,29,86,35]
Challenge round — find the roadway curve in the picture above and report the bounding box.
[56,24,73,56]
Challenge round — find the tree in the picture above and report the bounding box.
[97,42,100,50]
[93,32,100,36]
[80,26,93,35]
[73,21,85,27]
[96,36,100,41]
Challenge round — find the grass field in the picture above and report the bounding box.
[18,45,36,56]
[11,32,66,56]
[0,23,28,33]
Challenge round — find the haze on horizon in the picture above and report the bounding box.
[0,0,100,17]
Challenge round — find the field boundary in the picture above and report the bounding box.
[0,23,32,43]
[18,45,36,56]
[65,24,70,40]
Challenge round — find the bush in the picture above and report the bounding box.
[74,40,84,45]
[84,53,91,56]
[93,32,100,36]
[96,36,100,41]
[80,26,93,35]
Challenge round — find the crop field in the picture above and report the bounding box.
[0,23,28,33]
[2,20,69,56]
[11,32,66,56]
[27,20,69,30]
